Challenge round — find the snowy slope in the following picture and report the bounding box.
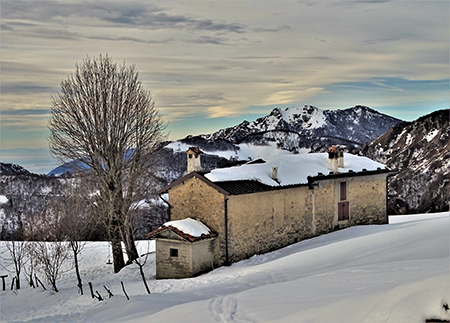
[1,212,449,323]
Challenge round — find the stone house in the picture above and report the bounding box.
[147,218,216,279]
[149,147,394,278]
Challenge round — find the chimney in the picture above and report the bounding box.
[338,149,344,168]
[272,166,278,182]
[328,147,338,173]
[186,147,203,173]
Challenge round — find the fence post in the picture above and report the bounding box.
[0,275,7,291]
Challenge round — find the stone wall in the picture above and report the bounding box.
[226,186,314,263]
[166,173,388,269]
[312,173,388,232]
[155,238,216,279]
[192,239,216,275]
[169,176,226,266]
[346,173,388,225]
[225,173,388,263]
[156,239,193,279]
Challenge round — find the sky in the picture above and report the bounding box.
[1,0,449,174]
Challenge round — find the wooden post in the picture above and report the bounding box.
[0,275,7,291]
[10,277,16,290]
[35,275,46,290]
[88,282,95,299]
[103,285,113,298]
[121,281,129,300]
[95,291,103,301]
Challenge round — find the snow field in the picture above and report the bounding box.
[1,212,449,323]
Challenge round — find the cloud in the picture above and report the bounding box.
[1,84,56,95]
[252,25,290,33]
[1,0,448,149]
[193,19,246,34]
[187,36,229,45]
[1,108,50,116]
[2,1,246,34]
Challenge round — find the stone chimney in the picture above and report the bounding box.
[328,147,339,173]
[272,166,278,182]
[186,147,203,173]
[338,149,344,168]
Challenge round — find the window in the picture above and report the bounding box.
[340,182,347,201]
[188,154,192,159]
[170,248,178,257]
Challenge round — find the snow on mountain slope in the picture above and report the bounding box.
[187,105,402,153]
[1,212,449,323]
[359,109,450,214]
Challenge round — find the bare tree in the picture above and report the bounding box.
[48,54,166,273]
[52,178,92,295]
[0,240,28,290]
[133,241,153,294]
[28,240,70,292]
[0,210,29,290]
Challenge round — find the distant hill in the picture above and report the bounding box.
[183,105,402,153]
[358,109,450,214]
[0,162,32,176]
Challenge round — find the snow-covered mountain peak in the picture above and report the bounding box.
[188,105,402,152]
[275,105,326,129]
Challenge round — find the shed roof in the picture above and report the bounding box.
[147,218,217,242]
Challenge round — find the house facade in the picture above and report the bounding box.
[148,218,217,279]
[151,147,393,277]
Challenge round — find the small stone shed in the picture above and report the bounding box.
[147,218,217,279]
[152,147,395,278]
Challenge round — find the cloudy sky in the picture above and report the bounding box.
[1,0,449,173]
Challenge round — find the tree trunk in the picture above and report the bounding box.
[123,226,138,263]
[111,227,125,273]
[15,276,20,290]
[138,262,151,294]
[73,246,83,295]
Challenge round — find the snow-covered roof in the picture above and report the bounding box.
[147,218,216,242]
[163,218,211,237]
[205,153,388,187]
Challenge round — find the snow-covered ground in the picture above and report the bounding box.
[1,212,449,323]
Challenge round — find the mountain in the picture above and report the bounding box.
[0,163,32,176]
[184,105,402,153]
[47,159,89,177]
[358,109,450,214]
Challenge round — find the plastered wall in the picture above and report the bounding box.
[166,173,388,268]
[155,238,215,279]
[156,239,193,279]
[226,186,314,263]
[169,176,226,265]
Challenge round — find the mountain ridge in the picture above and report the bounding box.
[184,105,402,153]
[358,109,450,214]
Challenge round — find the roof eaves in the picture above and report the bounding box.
[156,171,231,196]
[307,167,396,184]
[146,225,217,242]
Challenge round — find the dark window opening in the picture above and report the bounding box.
[170,248,178,257]
[340,182,347,201]
[189,154,192,159]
